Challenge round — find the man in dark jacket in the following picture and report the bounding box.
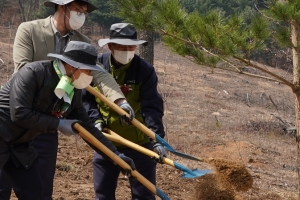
[87,23,167,200]
[0,41,135,200]
[0,0,98,199]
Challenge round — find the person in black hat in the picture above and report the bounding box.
[0,0,98,199]
[83,23,167,200]
[0,41,136,200]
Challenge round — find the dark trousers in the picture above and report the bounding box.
[0,132,58,200]
[2,157,43,200]
[93,142,157,200]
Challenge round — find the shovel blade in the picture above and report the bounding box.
[174,162,211,179]
[155,135,202,161]
[168,150,203,161]
[181,169,212,179]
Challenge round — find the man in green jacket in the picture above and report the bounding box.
[84,23,167,200]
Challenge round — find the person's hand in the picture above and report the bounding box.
[152,142,167,163]
[57,119,80,136]
[95,122,105,132]
[118,101,135,125]
[117,153,136,177]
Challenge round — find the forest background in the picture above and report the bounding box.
[0,0,292,71]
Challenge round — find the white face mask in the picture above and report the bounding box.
[65,7,86,30]
[113,50,135,65]
[72,71,93,89]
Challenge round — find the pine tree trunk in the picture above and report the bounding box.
[139,30,154,65]
[18,0,26,22]
[291,21,300,199]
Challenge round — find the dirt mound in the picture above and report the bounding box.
[194,158,253,199]
[207,158,253,192]
[195,174,236,200]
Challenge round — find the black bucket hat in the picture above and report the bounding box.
[47,41,103,71]
[98,23,148,47]
[44,0,97,13]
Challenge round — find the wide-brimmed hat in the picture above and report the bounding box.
[98,23,148,47]
[44,0,97,13]
[47,41,103,71]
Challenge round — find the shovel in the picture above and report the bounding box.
[86,85,206,161]
[73,123,170,200]
[102,128,211,178]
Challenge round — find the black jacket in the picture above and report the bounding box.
[0,60,117,169]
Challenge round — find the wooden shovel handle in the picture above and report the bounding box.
[103,129,174,167]
[73,123,157,193]
[86,85,156,140]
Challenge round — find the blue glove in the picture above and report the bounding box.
[118,101,135,125]
[57,119,79,136]
[116,152,136,177]
[153,142,167,163]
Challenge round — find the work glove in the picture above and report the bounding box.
[116,152,136,177]
[152,142,167,164]
[118,101,135,125]
[57,119,80,136]
[95,122,105,132]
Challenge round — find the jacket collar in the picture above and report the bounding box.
[43,16,55,58]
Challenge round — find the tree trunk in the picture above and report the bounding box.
[18,0,26,22]
[291,21,300,199]
[139,30,154,65]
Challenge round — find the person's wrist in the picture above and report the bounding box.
[57,119,63,129]
[95,119,104,124]
[115,98,126,105]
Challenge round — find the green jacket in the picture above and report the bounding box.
[95,66,150,148]
[95,53,165,148]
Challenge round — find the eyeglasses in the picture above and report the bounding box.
[112,44,137,51]
[67,5,88,16]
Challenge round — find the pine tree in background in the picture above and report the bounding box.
[110,0,300,198]
[180,0,257,17]
[34,1,53,19]
[88,0,120,33]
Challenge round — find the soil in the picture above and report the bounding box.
[0,5,299,199]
